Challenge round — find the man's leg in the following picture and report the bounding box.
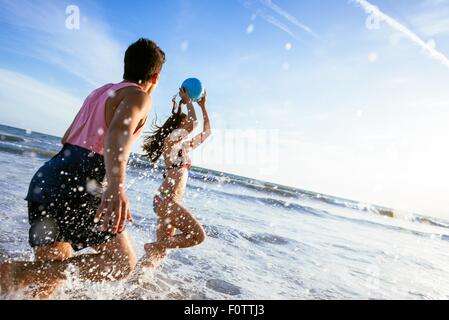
[0,231,137,298]
[33,242,73,299]
[34,242,73,262]
[88,230,137,282]
[0,242,73,299]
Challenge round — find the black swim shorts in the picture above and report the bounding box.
[27,198,117,251]
[25,144,120,251]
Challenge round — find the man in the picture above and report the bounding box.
[0,38,165,299]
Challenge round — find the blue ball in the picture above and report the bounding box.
[181,78,204,102]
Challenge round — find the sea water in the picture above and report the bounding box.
[0,124,449,300]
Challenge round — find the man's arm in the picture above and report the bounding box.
[95,91,151,234]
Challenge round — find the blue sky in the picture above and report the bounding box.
[1,0,449,218]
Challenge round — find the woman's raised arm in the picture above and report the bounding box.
[179,87,198,133]
[184,91,211,151]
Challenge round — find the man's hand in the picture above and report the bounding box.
[94,186,134,234]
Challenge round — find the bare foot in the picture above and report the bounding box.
[0,262,18,296]
[140,243,167,269]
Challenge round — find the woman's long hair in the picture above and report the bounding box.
[143,104,186,163]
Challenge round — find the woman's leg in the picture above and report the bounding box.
[136,204,176,269]
[147,199,206,250]
[156,210,177,241]
[140,200,206,269]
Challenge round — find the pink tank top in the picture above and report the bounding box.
[65,82,147,155]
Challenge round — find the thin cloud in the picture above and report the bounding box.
[0,68,82,136]
[409,7,449,37]
[241,0,316,40]
[260,0,318,38]
[0,0,123,86]
[255,9,299,40]
[354,0,449,70]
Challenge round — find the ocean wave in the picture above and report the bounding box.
[207,189,449,238]
[203,224,294,246]
[313,194,372,212]
[206,279,242,296]
[412,216,449,229]
[223,178,300,199]
[181,166,302,198]
[0,134,25,143]
[0,143,57,158]
[240,232,291,245]
[128,154,159,171]
[310,193,449,229]
[207,189,329,218]
[188,171,223,184]
[203,224,242,242]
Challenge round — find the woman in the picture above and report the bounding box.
[140,87,211,268]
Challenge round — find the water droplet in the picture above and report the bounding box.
[368,52,378,63]
[180,40,189,52]
[107,89,116,98]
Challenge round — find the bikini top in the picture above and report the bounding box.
[163,149,192,178]
[171,149,191,169]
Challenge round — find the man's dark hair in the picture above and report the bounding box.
[123,38,166,83]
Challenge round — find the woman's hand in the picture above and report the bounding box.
[172,93,180,114]
[197,90,207,109]
[179,87,192,105]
